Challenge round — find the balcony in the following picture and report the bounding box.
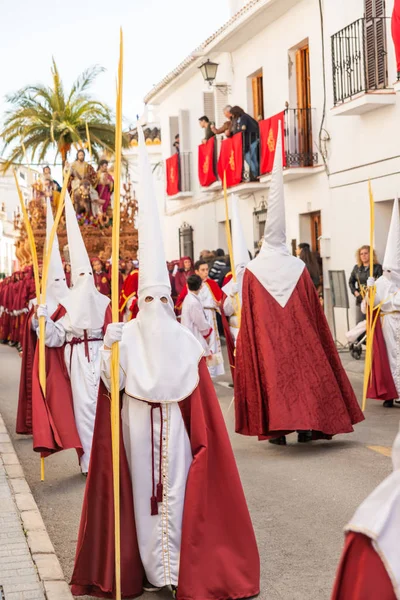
[166,152,192,200]
[331,17,395,116]
[198,107,321,192]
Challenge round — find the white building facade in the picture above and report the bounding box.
[144,0,400,340]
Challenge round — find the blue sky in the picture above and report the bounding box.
[0,0,229,132]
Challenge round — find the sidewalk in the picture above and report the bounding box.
[0,414,72,600]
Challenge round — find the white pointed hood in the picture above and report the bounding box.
[223,194,250,301]
[120,127,204,403]
[383,197,400,287]
[346,424,400,596]
[247,121,304,307]
[59,191,109,330]
[45,198,69,317]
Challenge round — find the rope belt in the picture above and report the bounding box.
[149,402,163,516]
[380,311,400,323]
[66,330,103,370]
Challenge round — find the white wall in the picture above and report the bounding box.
[151,0,400,339]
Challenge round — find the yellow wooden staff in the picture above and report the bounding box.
[362,181,377,411]
[223,171,241,328]
[14,168,70,480]
[110,27,123,600]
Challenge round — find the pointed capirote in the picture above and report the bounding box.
[231,193,250,272]
[137,126,170,297]
[45,197,65,283]
[64,191,92,286]
[383,196,400,279]
[263,120,288,255]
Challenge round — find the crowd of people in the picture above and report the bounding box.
[2,124,400,599]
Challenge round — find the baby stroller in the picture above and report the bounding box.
[346,320,367,360]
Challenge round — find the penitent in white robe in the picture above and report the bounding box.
[43,313,104,473]
[181,291,211,355]
[198,283,225,378]
[374,275,400,399]
[100,342,193,588]
[223,294,240,344]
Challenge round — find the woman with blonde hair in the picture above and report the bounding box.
[348,245,382,323]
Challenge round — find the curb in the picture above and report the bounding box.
[0,415,74,600]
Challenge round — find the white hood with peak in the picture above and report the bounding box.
[383,197,400,287]
[59,192,109,330]
[223,193,250,302]
[247,120,304,308]
[45,198,70,317]
[121,127,204,403]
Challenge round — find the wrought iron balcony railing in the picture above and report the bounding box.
[284,108,318,168]
[331,17,388,105]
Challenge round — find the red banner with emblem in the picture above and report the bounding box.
[217,133,243,187]
[259,111,286,175]
[393,0,400,73]
[198,137,217,187]
[166,154,180,196]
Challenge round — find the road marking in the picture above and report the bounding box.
[367,445,392,458]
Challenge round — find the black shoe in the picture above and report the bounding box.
[383,400,394,408]
[268,436,287,446]
[171,586,178,598]
[143,581,162,592]
[297,431,313,443]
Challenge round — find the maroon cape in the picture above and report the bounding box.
[16,307,37,435]
[71,359,260,599]
[235,269,364,437]
[331,532,395,600]
[367,313,397,401]
[31,305,83,457]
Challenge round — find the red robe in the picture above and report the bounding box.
[235,269,364,437]
[94,271,111,298]
[16,307,37,435]
[119,270,139,320]
[331,532,396,600]
[174,268,194,296]
[71,359,260,599]
[31,306,83,457]
[367,312,398,401]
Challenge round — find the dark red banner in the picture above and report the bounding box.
[259,111,286,174]
[217,133,243,187]
[166,154,180,196]
[198,137,217,187]
[393,0,400,73]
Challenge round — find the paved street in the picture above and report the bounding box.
[0,343,399,600]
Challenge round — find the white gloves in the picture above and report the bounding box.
[367,277,375,288]
[104,322,124,348]
[37,305,49,320]
[230,282,239,296]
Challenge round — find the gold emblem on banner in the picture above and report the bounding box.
[170,167,175,183]
[229,149,235,171]
[267,128,275,152]
[203,155,210,174]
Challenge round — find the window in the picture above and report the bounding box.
[179,223,194,259]
[203,92,216,124]
[365,0,387,90]
[251,72,264,120]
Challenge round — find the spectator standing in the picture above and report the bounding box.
[199,116,215,143]
[349,245,382,323]
[230,106,260,179]
[211,105,233,137]
[209,249,226,282]
[175,256,195,296]
[297,243,321,290]
[173,133,180,154]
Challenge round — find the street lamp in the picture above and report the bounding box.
[199,59,219,87]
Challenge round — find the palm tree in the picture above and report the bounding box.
[1,58,129,171]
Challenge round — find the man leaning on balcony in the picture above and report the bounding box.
[211,105,233,137]
[199,116,215,144]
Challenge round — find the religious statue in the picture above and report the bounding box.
[95,159,114,213]
[41,166,61,209]
[66,149,99,216]
[66,148,97,195]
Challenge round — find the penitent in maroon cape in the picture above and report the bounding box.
[331,532,396,600]
[30,305,82,457]
[71,359,260,599]
[235,268,364,438]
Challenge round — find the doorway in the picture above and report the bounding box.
[310,210,322,254]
